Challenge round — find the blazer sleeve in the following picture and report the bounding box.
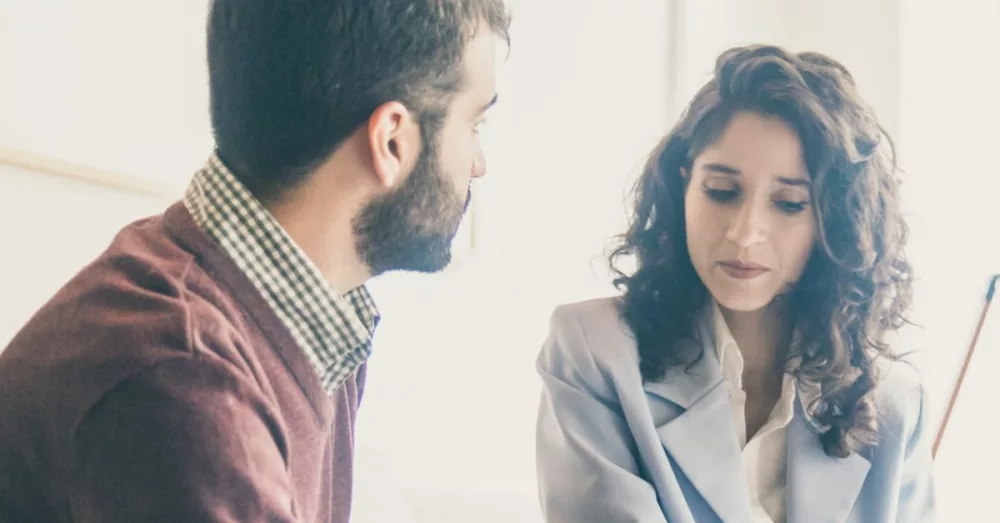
[894,384,936,522]
[68,356,300,523]
[535,305,667,523]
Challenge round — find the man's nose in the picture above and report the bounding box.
[471,148,487,179]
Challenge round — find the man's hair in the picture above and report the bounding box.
[206,0,511,202]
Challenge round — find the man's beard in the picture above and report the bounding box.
[352,136,471,277]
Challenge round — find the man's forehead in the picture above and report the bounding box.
[462,30,499,95]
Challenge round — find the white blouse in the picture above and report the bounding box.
[710,302,814,523]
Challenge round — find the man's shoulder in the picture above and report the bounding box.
[0,212,255,444]
[6,210,228,356]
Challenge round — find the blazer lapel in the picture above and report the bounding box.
[644,348,754,523]
[785,405,871,523]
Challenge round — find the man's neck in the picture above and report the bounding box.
[266,192,370,294]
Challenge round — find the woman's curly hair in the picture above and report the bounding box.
[609,45,913,458]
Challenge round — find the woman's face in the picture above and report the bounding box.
[683,111,816,312]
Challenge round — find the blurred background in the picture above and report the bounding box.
[2,0,998,520]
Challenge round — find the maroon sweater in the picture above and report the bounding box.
[0,203,365,523]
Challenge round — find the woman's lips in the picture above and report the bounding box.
[718,260,769,279]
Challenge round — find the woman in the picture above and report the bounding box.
[535,45,934,523]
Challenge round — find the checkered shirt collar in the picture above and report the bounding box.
[183,152,379,394]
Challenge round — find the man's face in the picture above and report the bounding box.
[353,29,498,276]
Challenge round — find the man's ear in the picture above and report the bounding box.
[367,101,420,188]
[680,166,689,180]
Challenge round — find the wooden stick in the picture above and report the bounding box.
[0,146,182,198]
[933,274,998,458]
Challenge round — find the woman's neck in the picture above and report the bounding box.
[720,300,789,378]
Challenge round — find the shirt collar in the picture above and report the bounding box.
[184,152,379,393]
[708,300,820,423]
[710,301,743,386]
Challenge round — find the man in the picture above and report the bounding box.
[0,0,510,521]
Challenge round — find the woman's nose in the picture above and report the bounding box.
[725,201,768,248]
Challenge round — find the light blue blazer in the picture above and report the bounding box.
[535,298,935,523]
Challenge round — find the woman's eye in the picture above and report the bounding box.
[705,188,738,203]
[776,200,809,214]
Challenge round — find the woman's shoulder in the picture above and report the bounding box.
[872,357,929,448]
[540,296,641,378]
[549,296,623,330]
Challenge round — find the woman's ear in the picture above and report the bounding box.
[680,166,693,188]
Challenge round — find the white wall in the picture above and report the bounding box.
[0,0,213,184]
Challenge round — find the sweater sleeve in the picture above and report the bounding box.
[68,356,300,523]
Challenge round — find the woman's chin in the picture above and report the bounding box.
[707,286,776,313]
